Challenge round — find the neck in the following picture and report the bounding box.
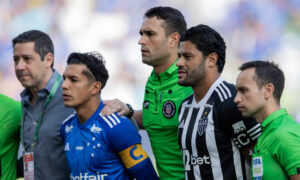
[193,72,220,103]
[254,100,281,124]
[76,97,101,124]
[30,69,54,105]
[153,52,178,75]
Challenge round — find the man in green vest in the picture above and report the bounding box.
[0,94,21,180]
[101,6,193,179]
[234,60,300,180]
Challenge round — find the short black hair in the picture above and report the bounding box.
[180,24,226,73]
[12,30,54,68]
[239,60,285,103]
[66,52,109,90]
[145,6,187,36]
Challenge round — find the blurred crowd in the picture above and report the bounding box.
[1,0,300,122]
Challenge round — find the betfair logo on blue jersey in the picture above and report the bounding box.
[130,145,143,160]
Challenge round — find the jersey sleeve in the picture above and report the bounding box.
[119,144,158,179]
[103,113,141,151]
[103,113,158,179]
[217,98,261,151]
[273,124,300,176]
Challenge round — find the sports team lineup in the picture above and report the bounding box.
[1,3,300,180]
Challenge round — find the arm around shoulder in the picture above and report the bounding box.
[132,110,143,129]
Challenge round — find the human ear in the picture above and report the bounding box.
[207,52,218,68]
[263,83,274,99]
[43,53,54,68]
[169,32,180,48]
[91,81,102,95]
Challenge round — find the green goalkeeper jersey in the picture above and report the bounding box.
[142,60,193,179]
[252,109,300,180]
[0,94,21,180]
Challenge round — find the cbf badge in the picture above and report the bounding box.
[24,152,34,180]
[252,156,263,180]
[163,100,176,118]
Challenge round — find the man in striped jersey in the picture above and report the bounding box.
[60,52,158,179]
[176,24,261,180]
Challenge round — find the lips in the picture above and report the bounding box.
[177,68,186,77]
[62,93,71,101]
[237,106,245,111]
[141,47,150,55]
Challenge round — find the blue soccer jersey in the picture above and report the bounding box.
[61,101,158,180]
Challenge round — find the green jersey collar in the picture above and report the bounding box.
[150,59,178,81]
[261,108,287,130]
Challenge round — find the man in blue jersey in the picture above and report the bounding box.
[60,52,158,180]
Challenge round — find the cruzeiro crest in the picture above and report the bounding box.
[197,106,212,136]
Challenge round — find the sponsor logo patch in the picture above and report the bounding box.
[253,157,263,180]
[64,143,70,151]
[162,100,176,118]
[65,125,73,133]
[90,124,102,133]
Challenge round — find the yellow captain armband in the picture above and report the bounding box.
[119,144,148,169]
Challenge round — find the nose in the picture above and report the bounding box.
[62,79,69,90]
[15,59,26,71]
[176,56,184,67]
[138,35,145,45]
[234,92,240,104]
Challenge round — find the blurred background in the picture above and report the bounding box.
[1,0,300,163]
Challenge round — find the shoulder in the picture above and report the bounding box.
[179,94,194,114]
[101,113,129,129]
[61,113,76,128]
[213,81,236,104]
[0,94,20,109]
[101,113,141,152]
[273,118,300,142]
[181,94,194,106]
[101,113,139,137]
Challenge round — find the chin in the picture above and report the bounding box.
[178,80,190,87]
[64,102,74,108]
[20,82,33,88]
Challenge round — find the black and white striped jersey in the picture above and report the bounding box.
[178,77,261,180]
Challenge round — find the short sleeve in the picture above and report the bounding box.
[103,113,141,152]
[273,126,300,175]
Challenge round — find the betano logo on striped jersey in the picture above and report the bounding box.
[71,172,107,180]
[183,149,210,171]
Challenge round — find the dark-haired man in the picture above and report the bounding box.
[61,52,158,180]
[13,30,73,179]
[177,24,260,179]
[234,61,300,180]
[101,6,193,179]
